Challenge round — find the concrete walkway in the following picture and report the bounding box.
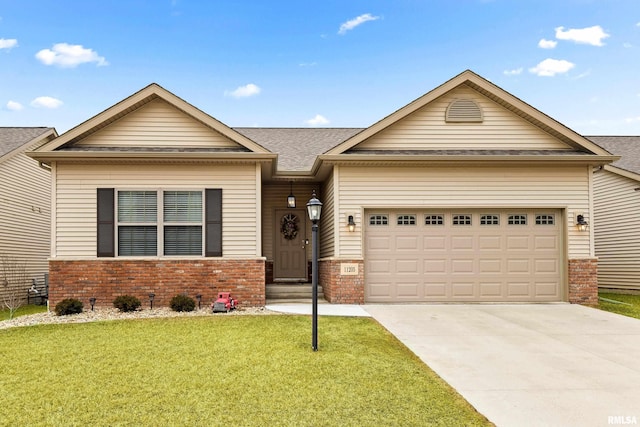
[265,303,370,317]
[364,304,640,427]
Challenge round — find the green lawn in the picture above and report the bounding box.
[598,292,640,320]
[0,304,47,321]
[0,315,490,426]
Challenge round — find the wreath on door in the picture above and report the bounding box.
[280,214,299,240]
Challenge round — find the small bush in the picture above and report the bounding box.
[55,298,84,316]
[170,294,196,312]
[113,295,142,312]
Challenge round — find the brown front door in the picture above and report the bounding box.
[274,209,307,280]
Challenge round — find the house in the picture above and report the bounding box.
[0,127,57,303]
[28,70,616,308]
[588,136,640,292]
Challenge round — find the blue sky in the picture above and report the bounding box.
[1,0,639,135]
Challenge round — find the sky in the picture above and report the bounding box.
[0,0,639,135]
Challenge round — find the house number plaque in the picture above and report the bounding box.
[340,263,359,276]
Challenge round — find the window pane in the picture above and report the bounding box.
[118,191,157,223]
[164,191,202,222]
[425,215,444,225]
[397,215,416,225]
[369,215,388,225]
[165,226,203,256]
[118,226,157,256]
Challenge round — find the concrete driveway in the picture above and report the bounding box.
[364,304,640,427]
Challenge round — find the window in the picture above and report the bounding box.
[425,215,444,225]
[369,215,388,226]
[480,214,499,225]
[97,188,221,257]
[536,214,555,225]
[508,214,527,225]
[397,215,416,225]
[452,215,472,225]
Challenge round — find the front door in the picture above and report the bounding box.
[274,209,307,280]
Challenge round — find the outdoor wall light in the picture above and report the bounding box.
[347,215,356,232]
[196,294,202,310]
[89,297,96,311]
[149,293,155,310]
[576,214,589,231]
[287,182,296,208]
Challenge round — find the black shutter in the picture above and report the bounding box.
[205,189,222,257]
[97,188,115,257]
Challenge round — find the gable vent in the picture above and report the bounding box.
[445,99,483,123]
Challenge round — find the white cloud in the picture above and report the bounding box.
[338,13,380,35]
[625,116,640,123]
[0,38,18,50]
[538,39,557,49]
[305,114,330,126]
[35,43,108,68]
[503,68,523,76]
[529,58,575,76]
[224,83,261,98]
[555,25,610,46]
[30,96,63,109]
[6,101,23,111]
[623,42,633,48]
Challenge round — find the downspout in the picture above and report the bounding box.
[38,161,52,172]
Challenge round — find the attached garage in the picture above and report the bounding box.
[365,209,564,302]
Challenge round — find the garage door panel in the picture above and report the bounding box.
[365,209,563,303]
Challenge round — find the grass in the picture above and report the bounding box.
[0,304,47,321]
[598,292,640,320]
[0,315,490,426]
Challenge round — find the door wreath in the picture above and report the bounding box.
[280,214,299,240]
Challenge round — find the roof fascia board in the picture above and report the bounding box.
[27,151,277,163]
[603,164,640,182]
[1,128,57,163]
[35,84,270,154]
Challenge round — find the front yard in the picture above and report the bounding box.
[0,314,490,426]
[598,292,640,319]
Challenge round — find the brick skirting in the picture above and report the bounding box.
[48,259,265,309]
[319,259,364,304]
[568,258,598,305]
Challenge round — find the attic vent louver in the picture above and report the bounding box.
[445,99,483,123]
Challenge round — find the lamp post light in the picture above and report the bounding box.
[196,294,202,310]
[89,297,96,311]
[306,190,322,351]
[149,293,155,310]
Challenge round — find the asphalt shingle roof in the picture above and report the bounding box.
[234,127,363,171]
[0,127,53,159]
[587,136,640,175]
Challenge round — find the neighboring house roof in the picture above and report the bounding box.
[587,136,640,178]
[234,128,363,171]
[0,127,56,161]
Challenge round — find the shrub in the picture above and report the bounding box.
[55,298,84,316]
[170,294,196,312]
[113,295,142,312]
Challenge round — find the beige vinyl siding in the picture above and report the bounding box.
[75,99,241,149]
[261,182,317,261]
[335,164,590,259]
[352,86,572,151]
[593,169,640,290]
[320,173,335,258]
[0,140,51,291]
[54,163,259,258]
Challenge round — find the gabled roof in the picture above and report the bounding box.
[34,83,270,155]
[234,128,363,172]
[325,70,611,157]
[587,136,640,180]
[0,127,57,162]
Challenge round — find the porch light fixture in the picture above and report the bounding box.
[306,190,323,351]
[287,182,296,208]
[347,215,356,232]
[196,294,202,310]
[149,293,155,310]
[89,297,96,311]
[576,214,588,232]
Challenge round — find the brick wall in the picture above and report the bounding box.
[319,259,364,304]
[568,258,598,305]
[49,259,265,309]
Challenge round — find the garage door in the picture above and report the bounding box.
[365,209,563,302]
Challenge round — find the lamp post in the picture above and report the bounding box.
[149,293,155,310]
[306,190,322,351]
[89,297,96,311]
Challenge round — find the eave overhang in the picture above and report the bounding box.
[27,150,277,165]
